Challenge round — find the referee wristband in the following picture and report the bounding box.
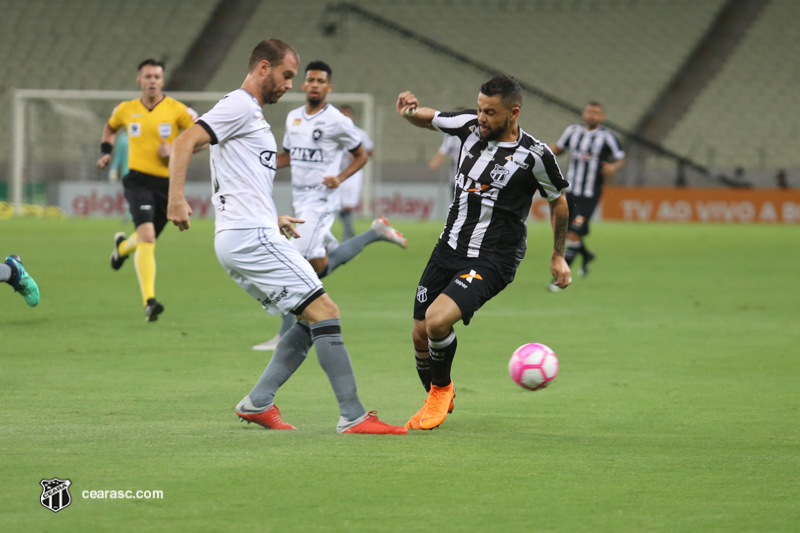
[100,142,113,156]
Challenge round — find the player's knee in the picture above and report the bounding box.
[412,321,427,347]
[424,311,453,339]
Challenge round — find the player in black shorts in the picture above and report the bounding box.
[397,75,571,430]
[549,102,625,291]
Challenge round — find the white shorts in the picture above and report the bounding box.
[214,228,323,315]
[339,172,363,210]
[292,195,339,260]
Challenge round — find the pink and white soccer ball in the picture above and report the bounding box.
[508,343,559,390]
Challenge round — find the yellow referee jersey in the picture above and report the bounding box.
[108,96,196,178]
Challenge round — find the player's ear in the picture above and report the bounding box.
[510,106,520,120]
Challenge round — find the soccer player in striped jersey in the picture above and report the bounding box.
[167,39,405,434]
[397,75,571,430]
[252,61,406,352]
[548,102,625,290]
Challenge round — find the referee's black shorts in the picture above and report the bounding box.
[567,193,600,237]
[413,243,516,326]
[122,170,170,237]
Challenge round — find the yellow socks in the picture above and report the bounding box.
[134,241,156,306]
[119,232,139,257]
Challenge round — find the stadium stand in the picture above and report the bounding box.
[0,0,218,166]
[207,0,726,166]
[663,0,800,171]
[2,0,795,194]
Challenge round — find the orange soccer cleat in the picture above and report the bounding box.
[235,397,296,430]
[338,411,408,434]
[419,381,456,430]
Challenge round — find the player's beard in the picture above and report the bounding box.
[307,95,323,107]
[261,79,284,104]
[480,117,509,142]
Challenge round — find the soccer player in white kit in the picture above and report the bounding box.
[252,60,407,351]
[167,39,406,435]
[337,105,375,241]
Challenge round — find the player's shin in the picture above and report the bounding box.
[311,319,366,421]
[428,329,457,387]
[249,321,313,407]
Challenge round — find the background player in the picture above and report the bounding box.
[1,255,39,307]
[548,101,625,291]
[252,61,406,351]
[428,106,466,200]
[397,76,571,430]
[337,104,374,241]
[167,39,405,435]
[96,59,200,321]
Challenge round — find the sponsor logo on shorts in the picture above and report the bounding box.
[416,285,428,303]
[262,287,289,306]
[454,279,468,289]
[459,270,483,284]
[140,205,152,211]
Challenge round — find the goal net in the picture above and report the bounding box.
[9,89,375,217]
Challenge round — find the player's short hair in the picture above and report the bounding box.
[249,39,299,71]
[305,60,332,81]
[137,59,165,71]
[480,75,523,110]
[586,100,603,109]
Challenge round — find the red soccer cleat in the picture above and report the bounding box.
[338,411,408,434]
[236,398,296,430]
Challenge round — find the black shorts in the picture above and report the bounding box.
[123,170,170,237]
[567,193,600,237]
[413,243,516,326]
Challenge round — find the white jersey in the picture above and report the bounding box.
[436,134,462,185]
[197,89,280,234]
[283,103,363,208]
[338,124,374,209]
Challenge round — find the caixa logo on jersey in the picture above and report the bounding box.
[40,478,72,513]
[259,150,277,170]
[290,147,323,162]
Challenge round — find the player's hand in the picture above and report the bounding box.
[278,215,304,239]
[601,161,618,177]
[322,175,341,189]
[96,154,111,169]
[167,198,192,231]
[158,139,171,159]
[397,91,419,116]
[551,254,572,289]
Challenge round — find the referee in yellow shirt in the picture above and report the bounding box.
[97,59,198,322]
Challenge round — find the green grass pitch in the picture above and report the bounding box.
[1,217,798,532]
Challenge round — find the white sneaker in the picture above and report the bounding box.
[252,334,281,351]
[371,216,408,248]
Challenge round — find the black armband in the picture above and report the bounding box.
[100,142,113,155]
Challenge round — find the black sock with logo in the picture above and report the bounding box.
[428,329,457,388]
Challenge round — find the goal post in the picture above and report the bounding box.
[9,88,375,217]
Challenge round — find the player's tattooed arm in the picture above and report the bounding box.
[548,192,571,289]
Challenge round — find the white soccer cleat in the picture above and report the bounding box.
[547,281,563,293]
[252,334,282,351]
[371,216,408,249]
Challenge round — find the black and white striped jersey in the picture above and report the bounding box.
[432,110,568,263]
[555,124,625,198]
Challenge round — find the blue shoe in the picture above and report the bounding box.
[5,255,40,307]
